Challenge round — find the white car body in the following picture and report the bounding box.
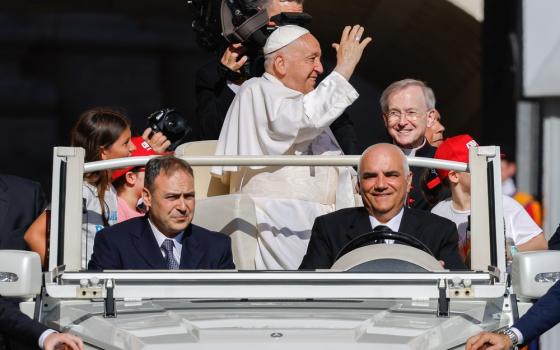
[2,144,559,349]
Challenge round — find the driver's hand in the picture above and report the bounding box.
[438,260,445,268]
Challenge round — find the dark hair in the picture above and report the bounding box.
[144,155,194,192]
[420,168,451,207]
[71,107,131,225]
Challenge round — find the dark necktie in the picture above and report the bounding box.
[161,239,180,270]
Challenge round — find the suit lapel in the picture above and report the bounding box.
[180,225,204,269]
[344,207,374,242]
[131,218,167,269]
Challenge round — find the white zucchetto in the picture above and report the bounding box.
[263,25,310,55]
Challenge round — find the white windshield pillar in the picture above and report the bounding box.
[470,146,505,280]
[49,147,85,272]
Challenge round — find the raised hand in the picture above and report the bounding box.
[332,25,372,80]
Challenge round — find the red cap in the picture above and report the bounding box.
[111,136,158,181]
[427,134,478,189]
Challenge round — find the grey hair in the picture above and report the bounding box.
[379,79,436,113]
[358,143,410,177]
[144,155,194,192]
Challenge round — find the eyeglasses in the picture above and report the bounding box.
[384,109,430,123]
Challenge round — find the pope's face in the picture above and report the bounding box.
[282,34,324,94]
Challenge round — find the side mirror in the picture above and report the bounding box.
[512,250,560,298]
[0,250,42,297]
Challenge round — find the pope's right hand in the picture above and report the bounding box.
[332,25,372,81]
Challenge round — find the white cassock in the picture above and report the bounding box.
[212,70,359,270]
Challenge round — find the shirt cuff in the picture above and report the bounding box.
[510,327,524,344]
[38,329,57,349]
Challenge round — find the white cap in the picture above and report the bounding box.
[263,25,310,55]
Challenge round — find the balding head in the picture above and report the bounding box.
[359,143,410,177]
[358,143,412,222]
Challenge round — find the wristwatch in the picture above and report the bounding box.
[501,328,519,349]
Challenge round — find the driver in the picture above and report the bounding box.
[299,143,466,270]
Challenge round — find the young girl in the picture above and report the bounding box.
[73,108,136,267]
[25,107,136,268]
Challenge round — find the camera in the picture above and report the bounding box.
[188,0,312,79]
[147,108,192,151]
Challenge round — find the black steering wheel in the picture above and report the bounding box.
[334,228,435,262]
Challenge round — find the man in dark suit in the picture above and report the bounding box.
[379,79,446,210]
[88,155,234,270]
[0,298,83,350]
[0,174,46,250]
[466,280,560,349]
[300,143,465,270]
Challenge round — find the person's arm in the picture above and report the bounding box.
[23,211,48,267]
[220,235,236,270]
[329,111,359,155]
[299,217,333,270]
[516,232,548,251]
[87,228,119,270]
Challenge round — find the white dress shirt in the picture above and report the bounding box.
[148,219,184,263]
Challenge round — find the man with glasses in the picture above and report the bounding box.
[379,79,440,210]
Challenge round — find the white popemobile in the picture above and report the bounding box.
[1,142,560,350]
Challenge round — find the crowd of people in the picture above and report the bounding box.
[1,1,560,349]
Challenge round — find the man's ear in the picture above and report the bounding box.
[274,54,287,76]
[142,187,152,209]
[426,108,437,128]
[406,172,413,193]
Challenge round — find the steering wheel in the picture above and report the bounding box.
[334,228,434,262]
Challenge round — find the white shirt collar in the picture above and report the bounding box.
[147,218,183,260]
[368,207,405,232]
[399,138,427,157]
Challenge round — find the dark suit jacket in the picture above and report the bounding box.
[514,280,560,344]
[548,224,560,250]
[0,174,47,250]
[407,142,436,211]
[195,58,360,154]
[88,216,235,270]
[0,297,48,346]
[299,206,466,270]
